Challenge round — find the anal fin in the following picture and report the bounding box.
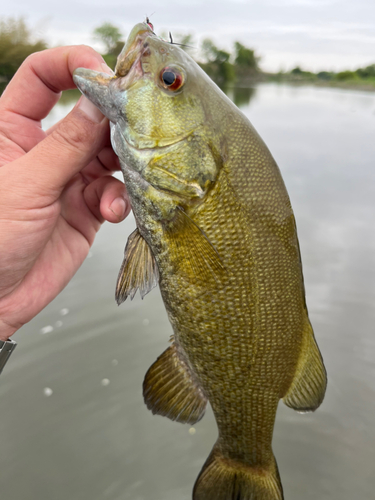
[143,341,207,424]
[115,228,159,304]
[283,319,327,412]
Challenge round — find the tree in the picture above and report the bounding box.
[200,39,235,87]
[173,33,195,54]
[234,42,258,71]
[201,39,231,64]
[356,64,375,79]
[0,17,47,83]
[93,22,123,55]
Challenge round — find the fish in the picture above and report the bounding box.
[73,21,327,500]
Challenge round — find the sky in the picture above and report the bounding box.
[3,0,375,72]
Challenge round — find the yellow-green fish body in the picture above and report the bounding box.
[73,22,327,500]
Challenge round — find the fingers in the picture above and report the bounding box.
[8,97,112,206]
[84,176,130,224]
[0,46,113,155]
[0,45,112,122]
[80,146,121,184]
[97,145,121,172]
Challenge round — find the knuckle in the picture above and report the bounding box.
[51,117,91,152]
[23,50,46,70]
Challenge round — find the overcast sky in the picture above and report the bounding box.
[3,0,375,72]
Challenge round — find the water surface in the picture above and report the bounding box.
[1,83,374,500]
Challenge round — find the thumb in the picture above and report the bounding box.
[13,96,109,203]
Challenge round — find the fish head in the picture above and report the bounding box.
[73,22,232,208]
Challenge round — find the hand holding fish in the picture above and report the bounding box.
[0,46,130,341]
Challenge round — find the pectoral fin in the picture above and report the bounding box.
[166,208,225,284]
[283,319,327,412]
[143,341,207,424]
[115,229,159,304]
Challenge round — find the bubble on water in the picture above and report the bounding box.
[111,359,119,366]
[40,325,53,334]
[55,320,63,328]
[101,379,110,386]
[60,308,69,316]
[142,319,150,326]
[189,427,196,435]
[87,251,93,259]
[44,387,53,397]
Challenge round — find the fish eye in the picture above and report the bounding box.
[160,67,184,91]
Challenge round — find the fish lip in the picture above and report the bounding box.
[115,24,154,78]
[113,27,156,92]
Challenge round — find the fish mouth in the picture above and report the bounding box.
[115,23,154,81]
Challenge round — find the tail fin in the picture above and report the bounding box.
[193,444,283,500]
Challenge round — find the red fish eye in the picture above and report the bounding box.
[160,67,184,91]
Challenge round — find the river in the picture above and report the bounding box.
[1,83,374,500]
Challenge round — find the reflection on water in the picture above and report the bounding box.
[1,83,375,500]
[231,86,257,107]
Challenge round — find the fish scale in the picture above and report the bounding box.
[73,20,327,500]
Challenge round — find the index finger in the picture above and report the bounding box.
[0,45,112,122]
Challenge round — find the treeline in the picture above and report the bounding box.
[0,18,259,89]
[274,64,375,87]
[92,22,260,87]
[0,18,47,83]
[1,18,375,92]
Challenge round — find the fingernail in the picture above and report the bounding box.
[109,197,126,220]
[77,96,104,123]
[101,63,115,75]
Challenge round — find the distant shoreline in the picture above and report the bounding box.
[231,73,375,93]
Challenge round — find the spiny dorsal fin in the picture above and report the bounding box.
[283,318,327,412]
[166,207,225,283]
[143,341,207,424]
[115,228,159,305]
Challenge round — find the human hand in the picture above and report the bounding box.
[0,46,130,340]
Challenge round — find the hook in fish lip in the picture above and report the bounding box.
[145,15,155,32]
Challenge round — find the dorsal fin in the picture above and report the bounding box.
[115,228,159,304]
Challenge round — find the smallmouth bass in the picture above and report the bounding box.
[73,21,327,500]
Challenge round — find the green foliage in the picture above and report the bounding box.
[317,71,333,80]
[356,64,375,79]
[335,70,358,81]
[232,86,256,107]
[289,66,316,80]
[173,33,195,54]
[234,42,258,70]
[102,53,117,71]
[93,22,123,56]
[0,17,47,82]
[202,39,229,64]
[200,38,235,87]
[291,66,302,75]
